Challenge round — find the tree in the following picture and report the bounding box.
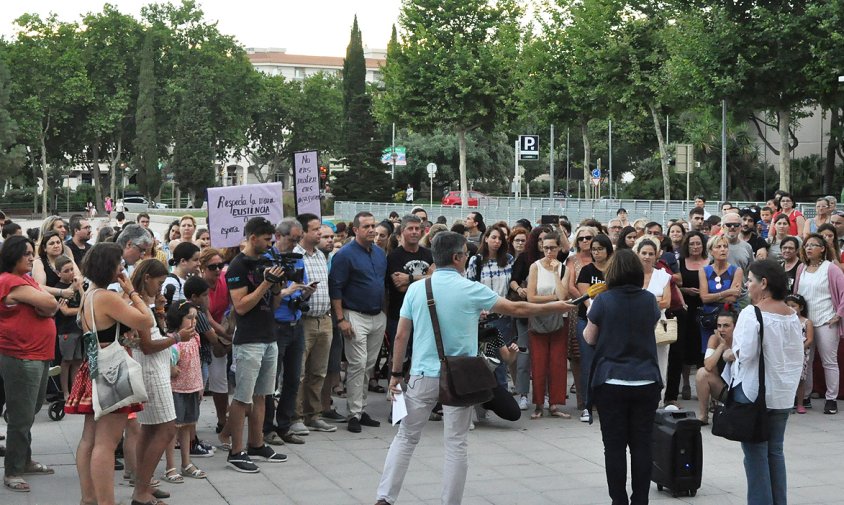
[0,57,26,190]
[334,16,391,201]
[80,5,143,204]
[171,79,214,203]
[6,14,91,216]
[379,0,522,207]
[243,73,299,183]
[134,30,159,197]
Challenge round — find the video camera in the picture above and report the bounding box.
[252,250,306,284]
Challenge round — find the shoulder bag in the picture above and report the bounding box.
[84,290,148,421]
[425,278,496,407]
[528,261,567,334]
[655,315,678,345]
[711,306,768,443]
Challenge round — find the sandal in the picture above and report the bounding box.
[530,409,543,420]
[368,381,386,393]
[549,408,571,419]
[23,461,55,475]
[215,422,225,434]
[181,463,207,479]
[4,475,30,493]
[161,468,184,484]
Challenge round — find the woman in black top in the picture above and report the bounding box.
[585,249,661,505]
[665,231,708,405]
[575,234,613,420]
[779,236,800,292]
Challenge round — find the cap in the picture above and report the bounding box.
[739,207,760,222]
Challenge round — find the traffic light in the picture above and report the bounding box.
[319,166,327,180]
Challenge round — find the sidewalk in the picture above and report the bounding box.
[1,389,843,505]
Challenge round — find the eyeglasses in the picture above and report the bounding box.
[804,243,824,249]
[206,263,225,271]
[577,236,593,242]
[724,223,741,228]
[543,246,559,251]
[132,244,149,255]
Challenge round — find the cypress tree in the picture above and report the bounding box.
[134,32,158,198]
[333,16,391,202]
[0,58,25,185]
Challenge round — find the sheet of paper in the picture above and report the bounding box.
[391,391,408,426]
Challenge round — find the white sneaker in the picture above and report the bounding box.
[580,409,591,422]
[518,395,529,411]
[664,404,680,412]
[543,395,550,410]
[305,419,337,433]
[469,421,476,431]
[288,422,310,436]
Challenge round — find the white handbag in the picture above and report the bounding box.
[85,290,148,420]
[655,316,678,346]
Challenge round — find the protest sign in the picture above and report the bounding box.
[294,150,321,218]
[206,182,283,248]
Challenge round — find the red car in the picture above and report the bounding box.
[441,190,486,207]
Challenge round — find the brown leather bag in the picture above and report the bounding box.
[425,278,496,407]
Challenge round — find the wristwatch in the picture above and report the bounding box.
[390,371,404,378]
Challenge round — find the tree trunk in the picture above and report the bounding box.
[825,107,841,194]
[40,134,48,218]
[109,136,122,201]
[90,141,104,216]
[457,127,468,209]
[581,119,591,200]
[778,108,790,191]
[649,104,672,201]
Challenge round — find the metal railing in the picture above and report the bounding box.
[333,198,821,225]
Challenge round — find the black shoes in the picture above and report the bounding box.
[360,412,381,427]
[824,400,838,414]
[348,416,362,433]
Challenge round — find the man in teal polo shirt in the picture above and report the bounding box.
[374,232,574,505]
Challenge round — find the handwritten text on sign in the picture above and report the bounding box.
[294,150,321,218]
[206,182,284,248]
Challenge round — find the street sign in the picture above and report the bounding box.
[675,144,694,174]
[380,146,407,166]
[518,135,539,160]
[426,163,437,176]
[591,168,601,179]
[592,177,601,186]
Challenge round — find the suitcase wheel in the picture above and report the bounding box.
[48,401,65,421]
[657,484,663,491]
[688,490,697,497]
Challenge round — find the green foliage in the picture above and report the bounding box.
[134,31,159,197]
[171,80,214,203]
[0,57,25,184]
[334,17,392,201]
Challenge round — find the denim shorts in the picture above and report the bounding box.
[232,342,278,404]
[173,391,200,425]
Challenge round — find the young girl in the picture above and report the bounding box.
[164,301,207,480]
[195,229,211,251]
[785,294,814,414]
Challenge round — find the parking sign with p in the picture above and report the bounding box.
[519,135,539,160]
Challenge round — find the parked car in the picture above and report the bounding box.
[441,190,486,207]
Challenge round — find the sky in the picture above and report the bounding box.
[0,0,402,56]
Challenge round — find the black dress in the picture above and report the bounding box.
[678,258,703,366]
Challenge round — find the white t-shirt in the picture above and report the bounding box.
[161,274,186,304]
[645,268,671,300]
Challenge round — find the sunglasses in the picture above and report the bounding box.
[724,223,741,228]
[543,245,559,251]
[206,263,225,271]
[578,236,593,241]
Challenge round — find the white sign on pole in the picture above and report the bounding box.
[519,135,539,160]
[294,150,321,219]
[206,182,284,248]
[426,162,437,176]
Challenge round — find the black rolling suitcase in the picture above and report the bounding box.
[651,409,702,498]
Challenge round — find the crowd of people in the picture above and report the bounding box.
[0,188,837,504]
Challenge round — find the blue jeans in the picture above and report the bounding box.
[263,322,305,435]
[735,385,790,505]
[577,318,595,408]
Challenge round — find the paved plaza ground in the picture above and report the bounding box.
[2,216,843,505]
[1,386,843,505]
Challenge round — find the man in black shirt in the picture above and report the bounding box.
[67,217,92,266]
[739,208,769,260]
[224,217,299,473]
[385,215,434,366]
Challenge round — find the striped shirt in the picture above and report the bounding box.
[466,254,514,297]
[294,244,330,316]
[797,261,836,325]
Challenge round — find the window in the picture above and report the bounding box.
[294,67,305,79]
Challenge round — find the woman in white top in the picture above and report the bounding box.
[161,242,200,306]
[722,259,803,505]
[794,233,844,414]
[526,232,570,419]
[635,237,671,402]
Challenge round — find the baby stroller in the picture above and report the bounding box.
[46,365,65,421]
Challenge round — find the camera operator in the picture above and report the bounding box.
[262,218,316,446]
[224,217,301,473]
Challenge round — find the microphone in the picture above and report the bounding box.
[568,283,608,305]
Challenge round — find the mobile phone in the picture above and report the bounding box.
[309,281,320,287]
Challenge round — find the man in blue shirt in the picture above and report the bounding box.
[329,211,388,433]
[263,218,315,445]
[375,232,574,505]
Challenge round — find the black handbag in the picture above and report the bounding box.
[697,306,720,331]
[711,306,769,443]
[425,278,496,407]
